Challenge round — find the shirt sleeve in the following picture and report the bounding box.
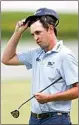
[61,52,78,86]
[17,50,34,70]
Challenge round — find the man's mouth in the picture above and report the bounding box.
[37,41,41,44]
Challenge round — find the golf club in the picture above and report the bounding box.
[11,77,62,118]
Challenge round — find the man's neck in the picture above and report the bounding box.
[44,39,57,52]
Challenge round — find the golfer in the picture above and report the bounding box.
[2,8,78,125]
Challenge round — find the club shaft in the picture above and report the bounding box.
[18,77,62,110]
[39,77,62,93]
[18,96,35,110]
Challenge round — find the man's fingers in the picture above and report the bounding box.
[35,92,41,95]
[35,93,40,97]
[17,19,26,27]
[17,21,23,27]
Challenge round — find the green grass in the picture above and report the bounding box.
[1,80,31,124]
[1,11,78,40]
[1,80,78,124]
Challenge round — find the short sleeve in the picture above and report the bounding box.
[17,50,33,70]
[61,53,78,85]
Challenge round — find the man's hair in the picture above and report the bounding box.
[29,16,57,36]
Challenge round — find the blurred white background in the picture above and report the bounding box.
[1,1,78,13]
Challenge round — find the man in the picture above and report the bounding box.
[2,8,78,125]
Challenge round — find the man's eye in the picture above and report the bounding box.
[36,31,41,35]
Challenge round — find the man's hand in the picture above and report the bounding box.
[35,93,51,104]
[15,19,29,34]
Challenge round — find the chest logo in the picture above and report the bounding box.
[47,62,55,67]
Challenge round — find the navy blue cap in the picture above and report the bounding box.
[25,8,59,27]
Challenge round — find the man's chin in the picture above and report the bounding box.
[40,46,47,52]
[37,43,47,50]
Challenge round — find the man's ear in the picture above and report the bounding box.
[48,25,54,34]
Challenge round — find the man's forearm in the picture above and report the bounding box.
[2,32,22,63]
[2,19,29,65]
[48,86,78,101]
[35,84,78,104]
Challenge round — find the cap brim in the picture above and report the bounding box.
[25,15,41,24]
[25,15,59,27]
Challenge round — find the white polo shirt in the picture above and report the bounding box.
[17,40,78,114]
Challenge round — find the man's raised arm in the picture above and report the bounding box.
[2,19,29,65]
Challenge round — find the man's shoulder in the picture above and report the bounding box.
[59,44,74,60]
[17,47,42,57]
[31,47,42,54]
[61,45,72,54]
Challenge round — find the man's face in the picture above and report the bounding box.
[30,20,51,49]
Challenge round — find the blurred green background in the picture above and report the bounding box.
[1,11,78,40]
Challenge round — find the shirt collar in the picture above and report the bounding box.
[39,40,63,55]
[52,40,63,52]
[46,40,63,54]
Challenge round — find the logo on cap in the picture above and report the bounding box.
[34,10,42,15]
